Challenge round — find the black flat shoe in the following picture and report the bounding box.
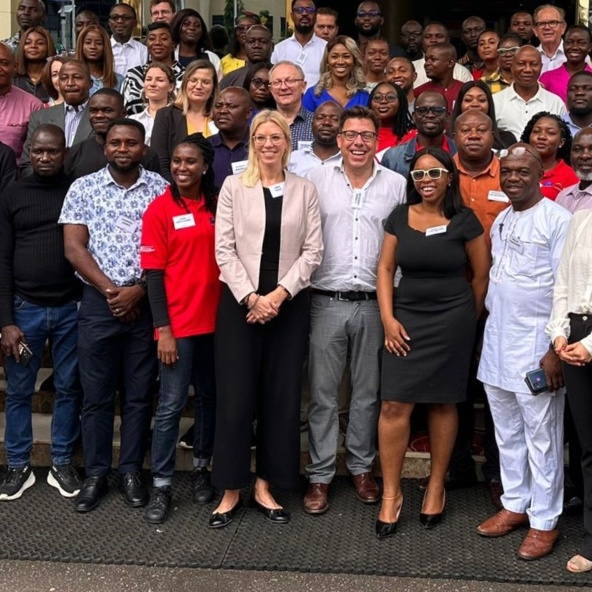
[419,489,445,529]
[119,472,149,508]
[208,498,241,529]
[251,497,290,524]
[74,476,108,513]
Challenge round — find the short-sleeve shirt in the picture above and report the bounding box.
[140,186,221,338]
[540,159,579,201]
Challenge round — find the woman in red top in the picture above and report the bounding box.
[140,134,221,524]
[369,82,413,155]
[521,112,579,201]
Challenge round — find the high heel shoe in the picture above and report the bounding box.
[375,494,403,540]
[251,496,290,524]
[208,497,242,529]
[419,489,445,529]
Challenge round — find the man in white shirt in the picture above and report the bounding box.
[477,143,571,561]
[493,46,566,139]
[289,101,342,175]
[271,0,326,90]
[303,106,406,516]
[109,3,148,77]
[533,4,567,74]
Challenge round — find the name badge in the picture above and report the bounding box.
[231,160,248,174]
[298,141,313,151]
[296,51,307,65]
[425,225,447,236]
[509,236,523,254]
[173,214,196,230]
[488,190,510,203]
[269,183,284,198]
[115,215,138,234]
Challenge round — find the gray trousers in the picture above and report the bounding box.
[306,294,383,482]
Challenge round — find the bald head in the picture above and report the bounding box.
[502,142,543,166]
[0,44,16,93]
[454,109,492,130]
[512,46,542,89]
[32,123,65,147]
[454,111,494,162]
[30,124,67,177]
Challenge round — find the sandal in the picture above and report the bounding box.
[567,554,592,573]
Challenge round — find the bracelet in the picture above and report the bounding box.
[247,293,260,310]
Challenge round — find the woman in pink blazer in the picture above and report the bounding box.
[210,110,323,528]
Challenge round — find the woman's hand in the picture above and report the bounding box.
[266,286,290,310]
[559,342,592,367]
[553,336,568,355]
[246,294,279,324]
[157,326,178,366]
[383,317,411,357]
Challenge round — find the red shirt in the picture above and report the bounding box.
[377,127,400,152]
[540,159,579,201]
[140,186,221,338]
[413,79,465,113]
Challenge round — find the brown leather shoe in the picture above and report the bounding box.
[517,528,559,560]
[477,509,529,537]
[304,482,329,515]
[352,472,380,504]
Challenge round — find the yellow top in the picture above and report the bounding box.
[186,117,216,137]
[221,54,246,75]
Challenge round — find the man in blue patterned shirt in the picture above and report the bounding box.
[59,118,169,514]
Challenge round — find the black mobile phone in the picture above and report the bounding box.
[18,341,33,367]
[524,367,548,395]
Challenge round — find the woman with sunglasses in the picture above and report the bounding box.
[481,34,520,94]
[210,110,322,529]
[474,30,500,81]
[243,62,276,118]
[369,81,412,155]
[13,26,56,103]
[375,147,489,539]
[221,12,260,75]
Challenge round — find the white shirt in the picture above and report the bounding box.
[130,109,155,146]
[412,58,472,88]
[306,162,406,291]
[493,83,567,139]
[478,198,571,392]
[111,37,148,77]
[271,34,327,90]
[288,145,342,176]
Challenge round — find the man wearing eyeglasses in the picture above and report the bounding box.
[109,3,148,77]
[532,4,576,74]
[304,106,406,516]
[382,90,457,178]
[150,0,175,25]
[354,1,406,59]
[220,26,273,90]
[271,0,326,90]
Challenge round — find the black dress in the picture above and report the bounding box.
[381,204,483,404]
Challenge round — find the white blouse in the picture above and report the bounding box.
[130,109,155,146]
[546,209,592,354]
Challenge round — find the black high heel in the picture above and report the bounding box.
[208,497,242,529]
[419,489,445,529]
[251,496,290,524]
[375,494,403,540]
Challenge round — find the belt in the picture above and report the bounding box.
[569,313,592,321]
[311,289,377,301]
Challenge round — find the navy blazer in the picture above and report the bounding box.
[151,105,188,183]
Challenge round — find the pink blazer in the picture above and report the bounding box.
[215,171,323,303]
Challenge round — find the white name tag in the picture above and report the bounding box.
[425,225,447,236]
[351,190,364,209]
[298,141,313,151]
[173,213,195,230]
[269,183,284,198]
[231,160,248,174]
[509,236,523,254]
[296,51,307,65]
[488,190,510,203]
[114,215,138,234]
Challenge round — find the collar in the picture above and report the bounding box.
[308,143,340,159]
[111,36,135,47]
[415,135,449,152]
[339,161,382,187]
[293,106,309,123]
[210,129,249,148]
[538,39,564,60]
[508,83,543,102]
[64,100,88,113]
[289,33,324,48]
[454,153,499,177]
[101,164,148,189]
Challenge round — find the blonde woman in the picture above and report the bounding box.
[130,62,175,146]
[210,110,323,529]
[302,35,370,111]
[151,59,218,181]
[75,25,123,95]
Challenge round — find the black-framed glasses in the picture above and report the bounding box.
[293,7,316,15]
[534,20,563,29]
[372,92,398,103]
[414,105,447,116]
[339,130,377,142]
[251,77,270,88]
[357,10,381,17]
[109,14,134,22]
[410,168,449,182]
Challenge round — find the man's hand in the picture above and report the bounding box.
[539,349,564,391]
[1,325,25,362]
[106,286,144,318]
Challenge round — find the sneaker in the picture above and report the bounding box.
[191,467,215,504]
[179,424,194,450]
[47,464,82,498]
[0,466,36,501]
[144,486,172,524]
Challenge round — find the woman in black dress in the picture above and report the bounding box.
[375,147,490,539]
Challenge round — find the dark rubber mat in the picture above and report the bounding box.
[0,469,591,586]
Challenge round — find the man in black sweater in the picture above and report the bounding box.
[0,124,83,501]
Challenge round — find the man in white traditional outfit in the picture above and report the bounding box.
[476,143,572,560]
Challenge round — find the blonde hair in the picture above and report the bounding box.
[314,35,366,98]
[243,109,291,187]
[174,59,218,116]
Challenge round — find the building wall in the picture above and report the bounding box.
[0,0,18,41]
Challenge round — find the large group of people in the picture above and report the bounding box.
[2,0,592,576]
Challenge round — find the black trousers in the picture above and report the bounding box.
[562,314,592,560]
[212,285,309,490]
[78,285,156,476]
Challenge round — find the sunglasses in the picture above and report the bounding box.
[357,10,381,17]
[293,6,316,15]
[414,105,447,116]
[410,168,449,182]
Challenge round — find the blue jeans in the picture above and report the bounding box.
[151,333,216,486]
[5,296,81,468]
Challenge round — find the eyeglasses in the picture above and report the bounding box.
[534,20,563,29]
[251,77,270,88]
[109,14,135,22]
[339,130,377,142]
[497,46,520,55]
[372,92,398,103]
[253,134,285,145]
[414,105,447,116]
[357,10,381,17]
[236,25,252,32]
[269,78,304,88]
[410,168,449,182]
[293,6,316,15]
[498,146,543,163]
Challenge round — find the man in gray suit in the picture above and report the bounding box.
[21,59,93,177]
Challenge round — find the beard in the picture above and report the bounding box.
[357,23,381,37]
[576,168,592,181]
[295,22,314,35]
[571,106,592,116]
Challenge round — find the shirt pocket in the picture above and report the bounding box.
[509,241,539,278]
